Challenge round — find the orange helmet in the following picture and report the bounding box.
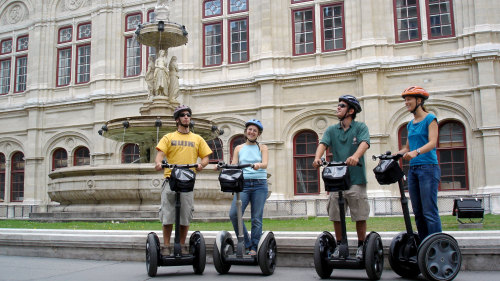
[401,86,429,100]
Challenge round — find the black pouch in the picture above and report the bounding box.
[322,166,351,192]
[373,159,404,185]
[169,167,196,192]
[218,168,244,192]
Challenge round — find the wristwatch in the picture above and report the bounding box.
[416,148,421,155]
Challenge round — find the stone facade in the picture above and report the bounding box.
[0,0,499,214]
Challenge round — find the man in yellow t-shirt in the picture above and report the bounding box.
[154,105,212,255]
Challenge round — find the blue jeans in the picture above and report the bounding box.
[229,179,268,251]
[408,164,442,241]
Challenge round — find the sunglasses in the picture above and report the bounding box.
[179,113,191,117]
[337,103,348,108]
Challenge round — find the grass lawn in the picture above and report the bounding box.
[1,214,498,232]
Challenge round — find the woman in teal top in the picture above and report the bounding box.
[229,119,268,255]
[396,86,442,240]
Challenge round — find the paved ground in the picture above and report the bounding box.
[1,255,499,281]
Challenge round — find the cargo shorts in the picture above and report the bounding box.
[327,184,370,222]
[159,179,194,226]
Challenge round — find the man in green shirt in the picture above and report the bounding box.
[312,95,370,260]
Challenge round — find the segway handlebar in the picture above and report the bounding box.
[320,158,362,167]
[216,161,254,170]
[161,160,199,169]
[371,151,404,161]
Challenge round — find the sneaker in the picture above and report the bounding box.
[356,246,363,260]
[160,245,171,256]
[248,250,257,256]
[332,247,340,258]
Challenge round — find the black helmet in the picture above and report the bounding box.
[173,105,192,119]
[245,119,263,132]
[339,95,362,113]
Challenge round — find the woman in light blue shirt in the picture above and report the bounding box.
[229,119,268,255]
[396,86,442,241]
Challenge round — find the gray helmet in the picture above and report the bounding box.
[339,95,362,113]
[173,105,192,119]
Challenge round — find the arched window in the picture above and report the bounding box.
[294,130,319,195]
[229,135,245,162]
[11,152,24,202]
[74,146,90,166]
[0,153,5,201]
[207,138,223,163]
[398,123,410,190]
[438,121,468,190]
[122,143,140,163]
[52,148,68,170]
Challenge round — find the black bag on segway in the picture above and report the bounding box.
[218,168,244,192]
[169,167,196,192]
[322,166,351,192]
[373,159,404,185]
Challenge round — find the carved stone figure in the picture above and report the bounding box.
[7,4,24,24]
[154,49,169,96]
[168,56,180,102]
[155,0,175,21]
[145,55,156,97]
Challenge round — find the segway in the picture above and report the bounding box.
[314,160,384,280]
[146,161,206,277]
[212,162,277,275]
[372,152,461,281]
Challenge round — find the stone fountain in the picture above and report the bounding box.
[39,1,232,221]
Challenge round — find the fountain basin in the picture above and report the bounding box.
[136,22,188,50]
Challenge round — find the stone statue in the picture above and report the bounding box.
[154,49,169,96]
[155,0,175,21]
[145,55,156,98]
[168,56,179,102]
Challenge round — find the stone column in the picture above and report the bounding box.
[474,56,500,213]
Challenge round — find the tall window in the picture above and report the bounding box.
[438,121,467,190]
[203,22,223,67]
[294,131,319,195]
[15,55,27,92]
[208,138,223,163]
[229,18,248,63]
[53,148,68,170]
[321,3,345,52]
[122,143,140,163]
[202,0,248,66]
[0,59,10,94]
[230,135,245,162]
[0,153,5,201]
[394,0,421,42]
[76,44,90,84]
[57,47,72,86]
[74,146,90,166]
[0,36,28,94]
[124,13,142,77]
[426,0,455,39]
[11,152,24,202]
[292,8,315,55]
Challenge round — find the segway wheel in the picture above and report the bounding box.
[190,231,206,274]
[213,232,233,274]
[388,232,420,278]
[417,233,461,281]
[313,231,335,279]
[258,232,277,275]
[364,232,384,280]
[146,232,159,277]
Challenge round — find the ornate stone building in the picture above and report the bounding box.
[1,0,499,217]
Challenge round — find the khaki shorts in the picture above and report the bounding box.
[159,179,194,226]
[327,184,370,222]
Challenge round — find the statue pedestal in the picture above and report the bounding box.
[140,96,179,116]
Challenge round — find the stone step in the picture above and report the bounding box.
[0,228,499,270]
